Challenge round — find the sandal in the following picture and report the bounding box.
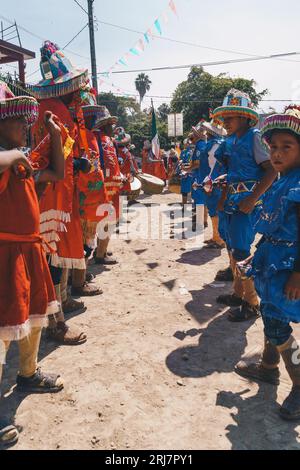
[16,367,64,394]
[204,239,214,245]
[94,256,118,266]
[204,241,225,249]
[71,283,103,297]
[0,419,19,447]
[228,302,260,322]
[62,296,85,314]
[85,272,95,283]
[46,322,87,345]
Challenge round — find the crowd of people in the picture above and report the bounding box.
[0,40,300,447]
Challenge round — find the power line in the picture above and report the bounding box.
[98,51,300,75]
[0,13,90,61]
[73,0,88,15]
[63,23,88,49]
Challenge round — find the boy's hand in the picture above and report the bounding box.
[285,272,300,301]
[238,195,257,214]
[44,111,61,136]
[13,152,33,179]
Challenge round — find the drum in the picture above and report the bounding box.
[137,173,164,195]
[127,177,142,202]
[168,175,182,194]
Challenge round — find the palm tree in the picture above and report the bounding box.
[135,73,152,110]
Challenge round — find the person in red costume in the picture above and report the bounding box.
[142,140,167,181]
[31,40,101,345]
[93,107,124,265]
[0,80,64,447]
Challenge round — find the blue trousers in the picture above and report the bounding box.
[225,209,258,261]
[262,312,293,346]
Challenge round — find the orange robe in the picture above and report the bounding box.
[32,98,85,269]
[142,149,167,180]
[76,128,108,247]
[95,131,123,222]
[0,169,57,340]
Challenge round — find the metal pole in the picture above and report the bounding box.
[87,0,98,94]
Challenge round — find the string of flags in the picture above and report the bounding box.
[100,0,178,78]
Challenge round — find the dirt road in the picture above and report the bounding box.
[2,191,300,450]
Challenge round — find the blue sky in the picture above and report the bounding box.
[1,0,300,113]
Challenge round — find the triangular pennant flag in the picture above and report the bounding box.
[130,47,139,56]
[118,58,127,66]
[169,0,178,16]
[162,11,169,25]
[144,32,150,44]
[147,28,154,39]
[154,19,162,35]
[137,38,145,52]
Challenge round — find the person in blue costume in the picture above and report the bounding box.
[212,89,277,322]
[199,120,227,249]
[179,138,193,205]
[190,122,208,231]
[235,106,300,421]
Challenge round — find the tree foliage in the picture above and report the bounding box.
[170,66,268,132]
[135,73,152,108]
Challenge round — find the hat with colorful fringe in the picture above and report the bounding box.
[192,119,207,139]
[114,127,131,146]
[92,106,118,129]
[69,87,104,123]
[0,80,39,125]
[261,105,300,145]
[212,89,259,127]
[201,119,227,137]
[31,41,89,100]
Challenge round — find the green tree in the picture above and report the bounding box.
[170,66,268,132]
[135,73,152,109]
[97,92,139,128]
[157,103,171,121]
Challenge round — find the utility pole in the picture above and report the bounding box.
[87,0,98,94]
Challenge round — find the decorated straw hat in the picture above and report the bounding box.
[201,120,227,137]
[212,89,259,127]
[261,105,300,145]
[31,41,89,100]
[0,80,39,125]
[92,106,118,129]
[192,120,207,139]
[69,88,104,122]
[114,128,131,147]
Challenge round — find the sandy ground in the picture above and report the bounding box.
[2,190,300,451]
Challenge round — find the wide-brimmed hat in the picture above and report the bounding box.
[0,80,39,125]
[92,106,118,129]
[192,120,207,139]
[212,89,259,127]
[69,88,104,123]
[201,120,227,137]
[31,41,89,100]
[261,105,300,145]
[114,128,131,147]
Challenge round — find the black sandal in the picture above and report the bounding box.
[0,419,19,447]
[228,302,260,322]
[16,367,64,394]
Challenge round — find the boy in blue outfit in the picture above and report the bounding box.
[235,106,300,420]
[179,138,193,205]
[200,120,227,248]
[212,89,277,322]
[190,123,208,231]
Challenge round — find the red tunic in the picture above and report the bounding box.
[142,149,167,180]
[0,169,57,341]
[32,98,85,269]
[96,131,123,221]
[76,129,108,247]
